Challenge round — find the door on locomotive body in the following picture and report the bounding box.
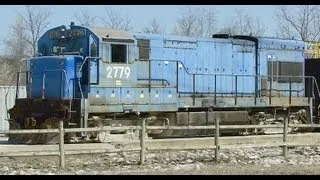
[89,35,99,84]
[96,39,136,105]
[175,47,186,93]
[232,41,256,96]
[165,38,196,95]
[74,57,88,99]
[135,38,151,105]
[243,45,256,95]
[220,42,233,95]
[74,35,98,99]
[182,47,196,94]
[207,41,218,94]
[196,40,208,94]
[232,42,244,95]
[214,42,224,94]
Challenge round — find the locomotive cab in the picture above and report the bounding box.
[9,23,139,144]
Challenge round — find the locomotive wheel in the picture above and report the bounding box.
[37,120,60,144]
[21,119,61,145]
[88,119,104,140]
[8,122,24,144]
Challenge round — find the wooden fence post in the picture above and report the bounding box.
[215,114,220,162]
[59,120,65,169]
[139,118,146,165]
[283,107,289,158]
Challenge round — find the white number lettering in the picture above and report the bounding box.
[106,66,112,78]
[118,66,124,78]
[124,67,131,79]
[106,66,131,79]
[113,66,119,78]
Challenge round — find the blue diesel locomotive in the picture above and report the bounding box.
[8,22,318,144]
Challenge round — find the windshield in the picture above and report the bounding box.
[38,28,89,56]
[52,37,84,55]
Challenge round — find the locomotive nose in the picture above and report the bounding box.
[29,56,78,99]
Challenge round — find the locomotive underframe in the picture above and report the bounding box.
[8,98,82,144]
[87,105,311,138]
[7,95,313,144]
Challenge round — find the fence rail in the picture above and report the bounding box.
[0,115,320,169]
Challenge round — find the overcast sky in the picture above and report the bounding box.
[0,5,286,53]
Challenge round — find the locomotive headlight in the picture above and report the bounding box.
[61,35,65,39]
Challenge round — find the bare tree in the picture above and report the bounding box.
[217,26,237,36]
[174,7,216,37]
[217,9,266,36]
[74,10,97,27]
[3,16,28,59]
[173,7,197,37]
[2,16,29,82]
[122,14,133,31]
[274,5,320,41]
[101,7,133,31]
[18,5,52,57]
[0,61,13,85]
[142,17,164,34]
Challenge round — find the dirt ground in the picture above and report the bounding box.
[1,147,320,175]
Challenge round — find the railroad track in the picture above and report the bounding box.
[1,133,320,157]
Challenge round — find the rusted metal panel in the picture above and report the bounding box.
[188,112,207,125]
[0,86,26,131]
[277,62,303,83]
[207,111,249,125]
[176,112,188,126]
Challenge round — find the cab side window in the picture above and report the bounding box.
[111,44,127,63]
[137,39,150,60]
[89,35,98,57]
[90,59,98,84]
[89,35,99,84]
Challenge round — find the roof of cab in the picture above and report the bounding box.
[90,27,134,40]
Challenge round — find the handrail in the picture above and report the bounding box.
[136,58,316,107]
[78,56,101,129]
[137,78,171,86]
[78,56,102,99]
[15,71,31,99]
[313,77,320,99]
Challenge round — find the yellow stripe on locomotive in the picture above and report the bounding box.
[305,41,320,59]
